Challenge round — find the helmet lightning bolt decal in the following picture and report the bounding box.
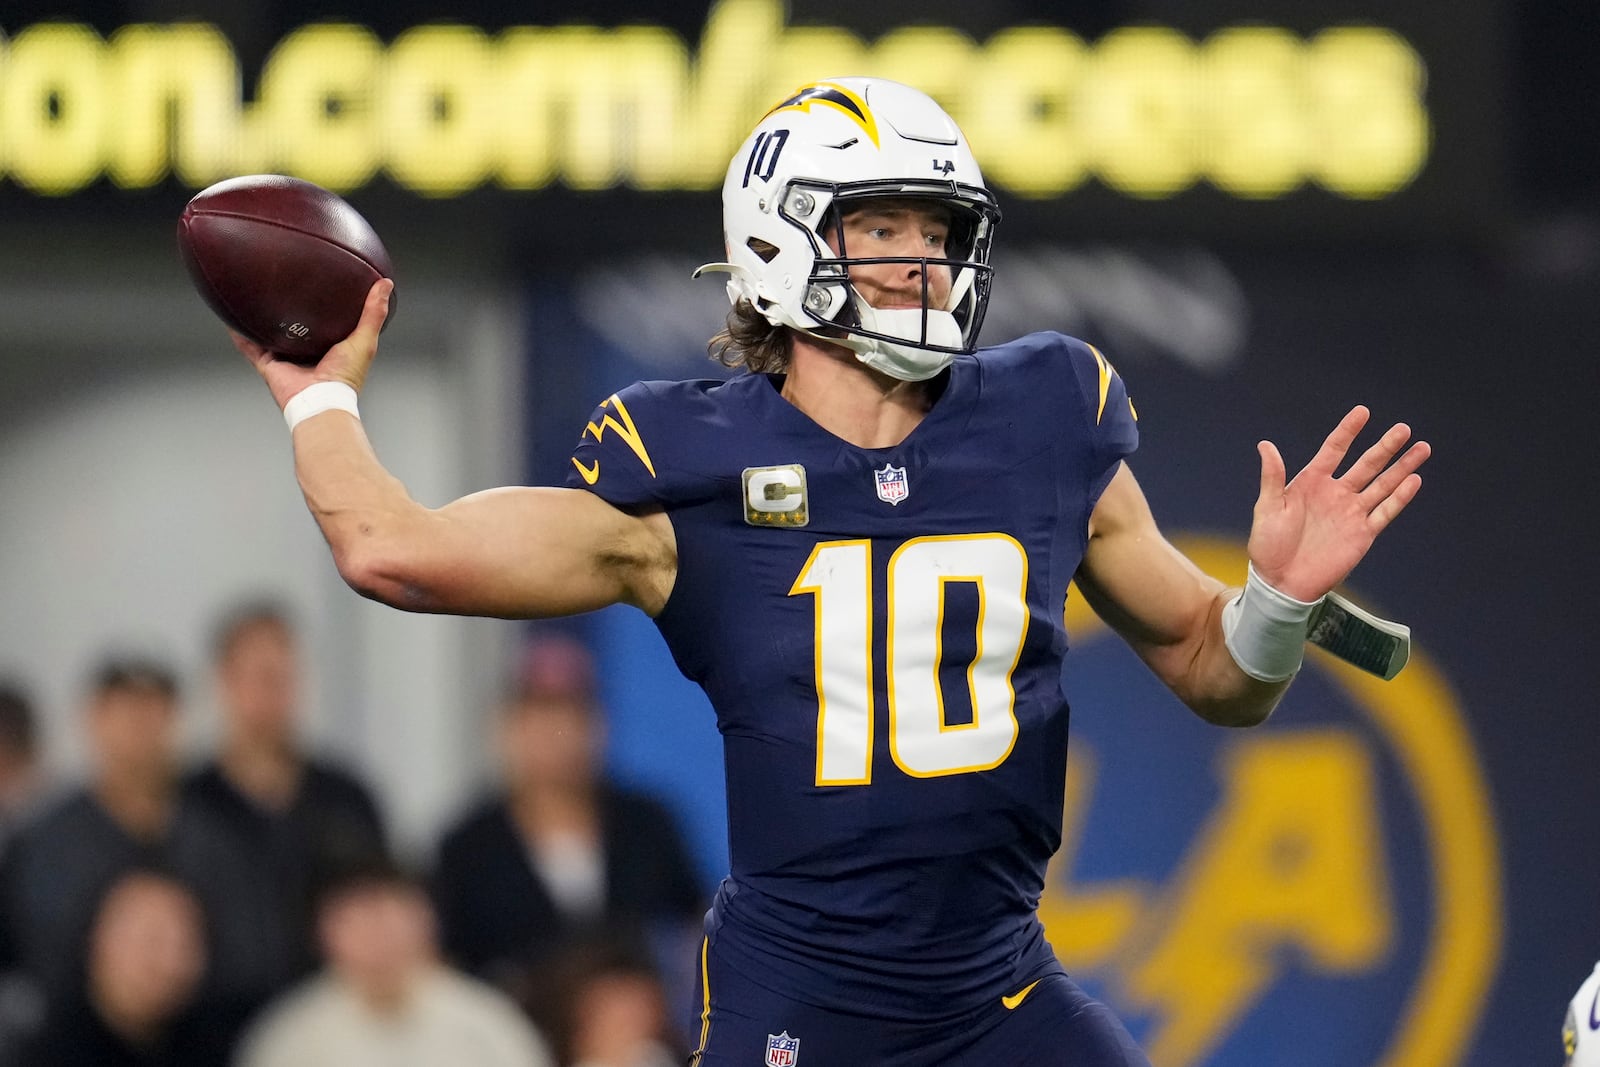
[765,82,880,147]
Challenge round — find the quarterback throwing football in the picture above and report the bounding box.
[233,78,1429,1065]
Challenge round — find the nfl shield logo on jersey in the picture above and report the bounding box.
[874,463,909,506]
[764,1031,800,1066]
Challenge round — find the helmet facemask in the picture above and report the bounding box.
[776,181,998,381]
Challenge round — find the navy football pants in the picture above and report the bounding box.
[687,944,1151,1067]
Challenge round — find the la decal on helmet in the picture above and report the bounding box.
[696,78,1002,382]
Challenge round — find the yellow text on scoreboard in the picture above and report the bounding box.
[0,0,1430,200]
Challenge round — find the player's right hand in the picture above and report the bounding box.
[231,279,393,411]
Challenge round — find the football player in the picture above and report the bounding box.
[233,78,1429,1065]
[1565,961,1600,1067]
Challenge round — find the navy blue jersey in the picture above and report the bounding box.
[565,332,1137,1021]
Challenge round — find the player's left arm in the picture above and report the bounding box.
[1074,406,1429,726]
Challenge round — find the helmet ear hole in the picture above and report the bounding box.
[747,238,780,264]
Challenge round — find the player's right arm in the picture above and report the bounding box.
[234,280,677,620]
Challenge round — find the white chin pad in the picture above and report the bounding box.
[849,305,964,382]
[856,305,963,350]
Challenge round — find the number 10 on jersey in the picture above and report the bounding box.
[789,533,1030,786]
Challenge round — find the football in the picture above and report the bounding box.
[178,174,395,363]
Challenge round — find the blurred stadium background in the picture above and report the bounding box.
[1,0,1595,1063]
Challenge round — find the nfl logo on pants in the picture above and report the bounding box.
[765,1031,800,1066]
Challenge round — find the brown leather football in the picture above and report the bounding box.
[178,175,395,364]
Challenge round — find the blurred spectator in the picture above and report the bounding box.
[0,658,186,1003]
[23,868,227,1066]
[0,682,46,858]
[0,686,46,1067]
[524,935,682,1067]
[431,635,703,995]
[236,860,554,1067]
[178,600,389,1035]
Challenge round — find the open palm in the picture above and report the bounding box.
[1248,406,1431,603]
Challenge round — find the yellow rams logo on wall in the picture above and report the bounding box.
[1043,537,1502,1067]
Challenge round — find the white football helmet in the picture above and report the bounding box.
[696,78,1001,381]
[1566,961,1600,1067]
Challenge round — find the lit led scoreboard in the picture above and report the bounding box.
[0,0,1501,242]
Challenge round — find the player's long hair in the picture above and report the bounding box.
[708,297,792,373]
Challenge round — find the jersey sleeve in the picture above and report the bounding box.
[563,382,671,508]
[563,379,724,511]
[1061,335,1139,484]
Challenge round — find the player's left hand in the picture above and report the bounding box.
[1247,405,1430,602]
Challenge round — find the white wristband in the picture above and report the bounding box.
[1221,563,1324,683]
[283,381,360,433]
